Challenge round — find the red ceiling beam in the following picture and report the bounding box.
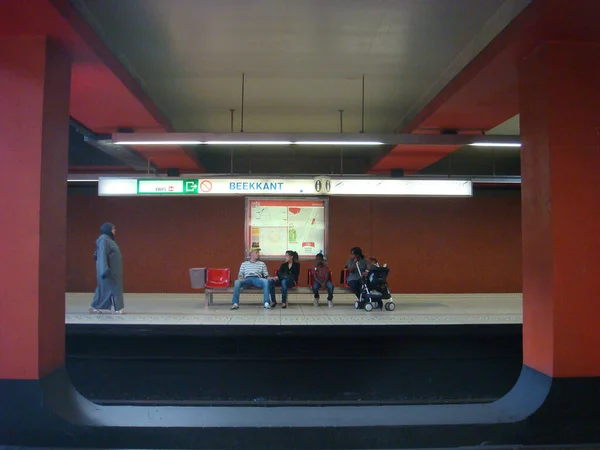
[47,0,174,133]
[0,0,203,172]
[48,0,204,171]
[373,0,600,175]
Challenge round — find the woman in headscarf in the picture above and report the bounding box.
[89,222,124,314]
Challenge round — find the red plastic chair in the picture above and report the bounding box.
[205,268,231,289]
[341,269,351,288]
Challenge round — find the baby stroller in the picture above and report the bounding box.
[354,263,395,312]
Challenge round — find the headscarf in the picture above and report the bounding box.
[100,222,115,240]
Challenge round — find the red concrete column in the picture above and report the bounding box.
[0,36,71,379]
[520,42,600,377]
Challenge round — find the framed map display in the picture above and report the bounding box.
[245,198,328,260]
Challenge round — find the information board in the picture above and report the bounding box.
[246,198,328,259]
[99,177,472,197]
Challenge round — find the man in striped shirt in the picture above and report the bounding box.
[231,247,272,310]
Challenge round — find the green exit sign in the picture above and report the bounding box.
[183,179,198,194]
[137,179,199,195]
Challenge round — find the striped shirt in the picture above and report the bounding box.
[238,260,269,278]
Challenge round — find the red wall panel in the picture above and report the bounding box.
[67,193,522,294]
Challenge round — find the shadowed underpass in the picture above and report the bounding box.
[65,324,523,405]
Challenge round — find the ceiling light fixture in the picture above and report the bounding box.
[113,140,384,146]
[114,141,202,145]
[203,141,293,145]
[110,133,521,147]
[469,142,521,147]
[295,141,383,146]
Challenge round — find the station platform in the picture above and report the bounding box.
[65,292,522,326]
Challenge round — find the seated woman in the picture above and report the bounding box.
[269,250,300,309]
[345,246,371,299]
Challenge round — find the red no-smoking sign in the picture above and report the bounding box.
[200,180,212,192]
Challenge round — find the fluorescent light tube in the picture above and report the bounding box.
[294,141,384,146]
[113,140,385,146]
[469,142,521,147]
[114,141,202,145]
[203,141,293,145]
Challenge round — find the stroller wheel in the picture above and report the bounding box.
[364,303,373,312]
[386,302,395,312]
[384,303,390,311]
[354,301,360,310]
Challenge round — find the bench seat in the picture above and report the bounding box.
[193,267,354,307]
[204,286,353,307]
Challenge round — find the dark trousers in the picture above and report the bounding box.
[269,278,295,304]
[347,279,361,299]
[312,281,334,300]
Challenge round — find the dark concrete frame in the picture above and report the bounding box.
[2,342,600,448]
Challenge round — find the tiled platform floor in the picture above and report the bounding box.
[66,292,522,326]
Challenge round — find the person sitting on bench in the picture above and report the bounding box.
[311,253,334,307]
[269,250,300,309]
[231,247,272,310]
[345,246,371,299]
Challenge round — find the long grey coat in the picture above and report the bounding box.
[91,234,124,311]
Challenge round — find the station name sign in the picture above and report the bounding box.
[229,181,284,192]
[98,177,472,197]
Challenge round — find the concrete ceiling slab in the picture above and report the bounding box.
[71,0,514,134]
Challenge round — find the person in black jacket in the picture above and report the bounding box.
[269,250,300,309]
